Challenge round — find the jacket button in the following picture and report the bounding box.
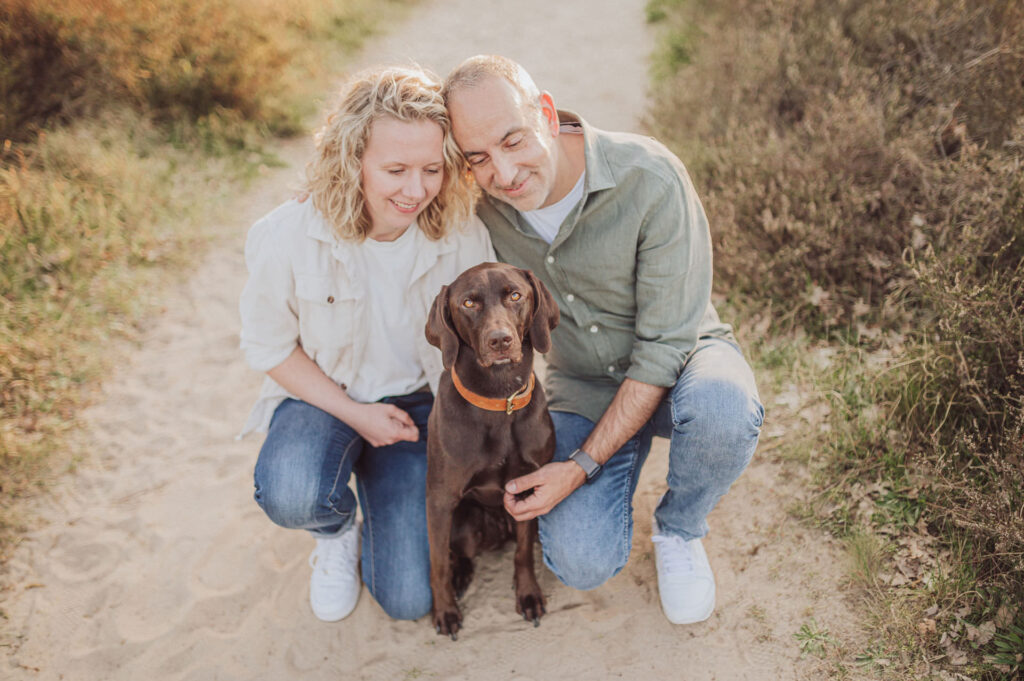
[327,295,335,304]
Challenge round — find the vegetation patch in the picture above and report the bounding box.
[648,0,1023,678]
[0,0,413,564]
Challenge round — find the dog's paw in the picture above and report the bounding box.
[515,590,545,626]
[433,605,463,641]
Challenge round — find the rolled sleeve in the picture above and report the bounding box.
[626,167,713,387]
[239,218,299,372]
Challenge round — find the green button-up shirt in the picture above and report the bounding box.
[476,112,734,423]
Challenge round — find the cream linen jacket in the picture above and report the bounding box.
[238,199,495,436]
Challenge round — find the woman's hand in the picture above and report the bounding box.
[349,402,420,447]
[267,348,420,447]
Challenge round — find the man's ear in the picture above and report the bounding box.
[539,91,559,136]
[524,269,559,354]
[425,285,460,370]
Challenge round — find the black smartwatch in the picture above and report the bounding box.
[568,448,603,483]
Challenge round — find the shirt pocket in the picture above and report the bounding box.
[294,274,357,353]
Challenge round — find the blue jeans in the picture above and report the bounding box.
[253,391,434,620]
[539,337,764,590]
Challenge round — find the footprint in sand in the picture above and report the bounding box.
[48,538,121,584]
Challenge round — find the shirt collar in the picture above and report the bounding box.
[558,110,616,194]
[305,204,457,283]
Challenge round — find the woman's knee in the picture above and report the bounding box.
[368,574,432,620]
[361,524,432,620]
[253,472,316,529]
[253,456,350,530]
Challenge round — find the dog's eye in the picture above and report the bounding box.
[509,291,522,301]
[462,299,475,308]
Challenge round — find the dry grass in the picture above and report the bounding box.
[646,0,1024,677]
[0,0,413,564]
[0,0,394,140]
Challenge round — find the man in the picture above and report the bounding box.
[443,55,764,624]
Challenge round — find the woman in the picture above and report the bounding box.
[238,65,493,622]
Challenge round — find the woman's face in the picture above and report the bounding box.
[361,117,445,241]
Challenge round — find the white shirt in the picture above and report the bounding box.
[238,199,495,435]
[347,225,426,401]
[521,170,586,243]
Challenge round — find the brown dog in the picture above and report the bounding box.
[424,262,559,640]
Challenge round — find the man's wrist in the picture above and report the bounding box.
[568,448,603,483]
[563,459,587,488]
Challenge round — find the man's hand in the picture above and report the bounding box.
[503,379,667,522]
[503,461,587,521]
[350,403,419,447]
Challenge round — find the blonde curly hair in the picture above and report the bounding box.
[304,65,475,242]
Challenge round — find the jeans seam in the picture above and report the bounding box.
[357,475,375,595]
[326,436,362,517]
[619,438,641,569]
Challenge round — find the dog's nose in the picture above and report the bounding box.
[487,330,513,351]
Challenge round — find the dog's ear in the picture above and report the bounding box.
[524,269,560,354]
[425,284,459,370]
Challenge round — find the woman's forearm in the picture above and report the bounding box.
[266,346,360,423]
[267,346,420,447]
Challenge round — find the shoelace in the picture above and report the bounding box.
[309,532,358,578]
[652,533,696,576]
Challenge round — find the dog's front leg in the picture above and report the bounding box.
[513,518,545,625]
[426,458,463,640]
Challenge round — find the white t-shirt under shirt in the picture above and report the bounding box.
[346,225,427,402]
[521,170,586,244]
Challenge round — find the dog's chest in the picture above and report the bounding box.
[459,418,539,507]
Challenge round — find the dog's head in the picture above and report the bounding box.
[425,263,560,370]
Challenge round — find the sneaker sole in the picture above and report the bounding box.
[662,590,715,625]
[311,594,359,622]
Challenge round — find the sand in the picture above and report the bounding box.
[1,0,865,679]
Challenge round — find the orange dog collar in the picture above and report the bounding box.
[450,368,535,415]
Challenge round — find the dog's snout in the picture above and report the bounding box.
[486,329,514,351]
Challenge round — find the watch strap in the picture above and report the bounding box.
[568,448,602,483]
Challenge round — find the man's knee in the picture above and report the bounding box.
[669,380,763,485]
[545,552,626,591]
[540,516,629,591]
[680,380,762,444]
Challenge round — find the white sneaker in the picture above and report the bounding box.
[308,523,361,622]
[652,518,715,624]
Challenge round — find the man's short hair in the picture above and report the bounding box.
[442,55,541,112]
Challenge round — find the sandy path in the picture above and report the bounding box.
[2,1,863,679]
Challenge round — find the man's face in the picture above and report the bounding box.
[448,77,560,212]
